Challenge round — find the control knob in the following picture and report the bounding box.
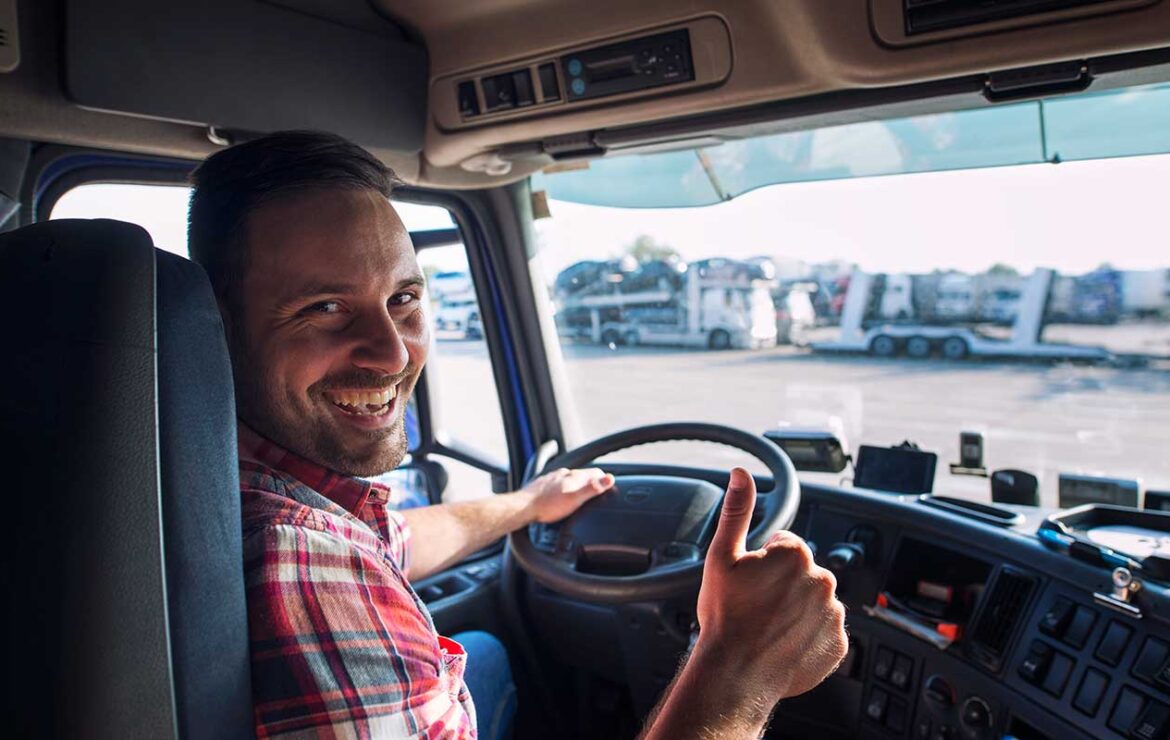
[825,543,865,573]
[960,696,992,731]
[923,674,955,707]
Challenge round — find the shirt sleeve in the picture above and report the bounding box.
[244,523,474,739]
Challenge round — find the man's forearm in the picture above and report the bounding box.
[400,491,537,580]
[640,643,777,740]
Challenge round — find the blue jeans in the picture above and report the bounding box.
[453,630,516,740]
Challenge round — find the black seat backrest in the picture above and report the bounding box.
[0,219,253,739]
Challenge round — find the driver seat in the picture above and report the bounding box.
[0,219,253,738]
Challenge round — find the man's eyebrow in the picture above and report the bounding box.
[286,275,427,301]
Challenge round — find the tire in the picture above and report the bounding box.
[623,330,639,347]
[708,329,732,351]
[869,334,898,358]
[906,336,932,359]
[600,328,622,346]
[941,336,969,360]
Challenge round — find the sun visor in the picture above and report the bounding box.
[63,0,428,151]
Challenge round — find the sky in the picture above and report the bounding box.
[531,152,1170,283]
[52,151,1170,284]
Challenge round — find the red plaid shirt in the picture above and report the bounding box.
[239,424,476,738]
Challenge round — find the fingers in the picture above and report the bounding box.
[707,467,757,562]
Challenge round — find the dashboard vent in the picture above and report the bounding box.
[968,567,1036,671]
[904,0,1114,35]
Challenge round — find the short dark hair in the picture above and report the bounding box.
[188,130,399,314]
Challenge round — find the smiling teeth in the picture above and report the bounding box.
[328,387,396,408]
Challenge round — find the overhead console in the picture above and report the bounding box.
[431,16,732,132]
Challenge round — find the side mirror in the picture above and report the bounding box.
[376,458,449,509]
[762,429,849,473]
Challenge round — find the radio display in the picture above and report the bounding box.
[562,28,693,101]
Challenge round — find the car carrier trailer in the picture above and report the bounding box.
[812,269,1112,361]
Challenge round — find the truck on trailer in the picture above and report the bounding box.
[555,259,778,350]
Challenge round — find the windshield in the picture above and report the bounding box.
[531,82,1170,506]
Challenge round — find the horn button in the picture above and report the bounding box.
[554,475,723,576]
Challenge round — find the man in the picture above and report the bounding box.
[189,130,847,739]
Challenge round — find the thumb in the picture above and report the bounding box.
[708,467,757,562]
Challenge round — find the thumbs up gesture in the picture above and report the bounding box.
[695,467,848,702]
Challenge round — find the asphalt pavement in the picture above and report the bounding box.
[428,337,1170,509]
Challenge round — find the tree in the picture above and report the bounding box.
[623,234,680,264]
[987,263,1019,277]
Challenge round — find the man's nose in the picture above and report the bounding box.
[350,309,410,375]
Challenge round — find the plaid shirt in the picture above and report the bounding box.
[239,424,476,739]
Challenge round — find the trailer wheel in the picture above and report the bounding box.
[906,336,932,359]
[869,334,898,358]
[600,328,622,347]
[708,329,732,351]
[623,330,639,347]
[941,336,969,360]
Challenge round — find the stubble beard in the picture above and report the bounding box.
[230,335,412,478]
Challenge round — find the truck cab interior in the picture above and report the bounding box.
[4,1,1170,738]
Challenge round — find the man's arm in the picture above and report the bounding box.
[640,468,849,740]
[400,467,613,580]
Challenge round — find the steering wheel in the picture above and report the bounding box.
[508,422,799,604]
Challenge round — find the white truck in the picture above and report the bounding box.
[557,261,778,350]
[813,268,1111,361]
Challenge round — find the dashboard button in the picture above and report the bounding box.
[1098,621,1135,666]
[1019,640,1054,684]
[874,646,894,681]
[1134,639,1170,685]
[1109,687,1146,735]
[1132,699,1170,740]
[886,698,907,733]
[1074,668,1109,717]
[1042,651,1074,697]
[891,655,914,691]
[1063,606,1097,649]
[1039,596,1075,638]
[866,687,889,723]
[1155,657,1170,692]
[457,81,479,118]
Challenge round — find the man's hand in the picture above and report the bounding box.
[695,466,848,701]
[522,467,615,524]
[638,467,847,739]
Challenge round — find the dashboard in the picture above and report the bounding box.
[782,483,1170,740]
[524,475,1170,740]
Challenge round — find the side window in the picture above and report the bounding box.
[51,183,508,506]
[412,239,508,504]
[52,183,192,256]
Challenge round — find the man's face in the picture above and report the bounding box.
[230,187,429,476]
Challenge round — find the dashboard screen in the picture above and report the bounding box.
[854,445,938,494]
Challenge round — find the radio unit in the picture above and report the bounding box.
[435,18,730,130]
[560,29,694,102]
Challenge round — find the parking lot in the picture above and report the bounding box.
[430,337,1170,509]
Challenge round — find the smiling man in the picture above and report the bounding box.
[189,132,615,739]
[189,131,847,740]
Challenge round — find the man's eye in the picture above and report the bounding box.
[305,301,342,314]
[390,293,419,307]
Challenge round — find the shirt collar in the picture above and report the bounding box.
[237,421,391,516]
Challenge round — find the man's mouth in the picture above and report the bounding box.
[324,386,398,417]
